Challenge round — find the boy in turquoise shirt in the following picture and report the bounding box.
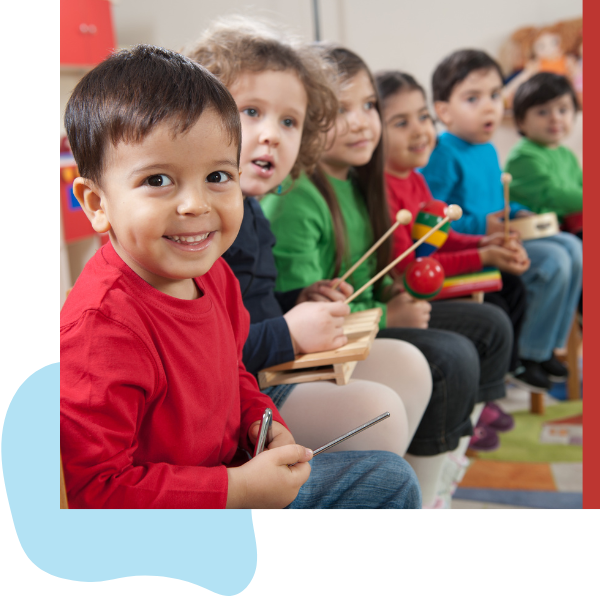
[421,49,582,386]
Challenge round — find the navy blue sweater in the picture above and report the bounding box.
[222,197,301,376]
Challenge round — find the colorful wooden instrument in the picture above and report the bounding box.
[434,268,503,301]
[257,308,382,388]
[403,257,445,300]
[411,199,451,257]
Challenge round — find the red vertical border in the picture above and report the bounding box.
[583,0,597,509]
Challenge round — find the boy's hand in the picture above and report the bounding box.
[485,210,521,238]
[226,444,312,509]
[386,292,431,329]
[284,301,350,354]
[296,279,354,303]
[248,420,295,451]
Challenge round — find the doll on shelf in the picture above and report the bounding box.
[502,20,581,110]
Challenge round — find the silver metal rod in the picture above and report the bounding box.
[311,412,391,457]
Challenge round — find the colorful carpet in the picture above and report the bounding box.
[454,401,582,508]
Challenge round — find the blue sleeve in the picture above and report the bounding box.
[242,317,295,376]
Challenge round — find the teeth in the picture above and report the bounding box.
[168,233,210,243]
[254,160,270,168]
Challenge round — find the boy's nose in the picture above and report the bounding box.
[177,189,211,216]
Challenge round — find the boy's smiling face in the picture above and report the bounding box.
[435,68,504,144]
[74,110,243,299]
[229,69,307,197]
[518,93,575,148]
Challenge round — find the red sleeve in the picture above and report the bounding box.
[442,229,482,251]
[60,310,230,509]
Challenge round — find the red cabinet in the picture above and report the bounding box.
[61,0,116,67]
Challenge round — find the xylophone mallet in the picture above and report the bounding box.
[345,204,462,304]
[332,209,413,290]
[501,172,512,244]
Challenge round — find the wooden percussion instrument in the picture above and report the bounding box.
[257,308,382,388]
[509,212,559,240]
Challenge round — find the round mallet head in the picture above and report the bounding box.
[446,204,463,221]
[395,209,413,225]
[403,257,445,300]
[411,199,451,257]
[501,172,513,185]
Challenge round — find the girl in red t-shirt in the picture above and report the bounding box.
[375,70,551,441]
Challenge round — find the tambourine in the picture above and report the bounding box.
[509,212,559,240]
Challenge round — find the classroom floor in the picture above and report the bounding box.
[451,356,583,510]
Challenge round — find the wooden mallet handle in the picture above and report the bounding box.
[501,172,512,243]
[345,205,463,304]
[332,209,412,290]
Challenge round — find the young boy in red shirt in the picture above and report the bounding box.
[60,45,420,509]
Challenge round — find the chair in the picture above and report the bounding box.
[60,453,69,509]
[530,315,581,415]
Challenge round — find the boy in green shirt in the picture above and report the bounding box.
[505,73,582,232]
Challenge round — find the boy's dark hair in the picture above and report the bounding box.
[432,49,504,102]
[64,44,241,184]
[513,72,580,132]
[375,70,427,106]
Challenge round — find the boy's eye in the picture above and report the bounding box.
[243,108,259,118]
[491,92,501,100]
[206,171,231,183]
[419,113,432,122]
[282,118,295,128]
[146,174,173,187]
[537,109,547,116]
[364,101,376,110]
[467,96,478,103]
[394,119,408,128]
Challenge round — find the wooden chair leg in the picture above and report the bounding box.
[530,392,545,415]
[60,453,69,509]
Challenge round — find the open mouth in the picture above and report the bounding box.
[252,159,274,172]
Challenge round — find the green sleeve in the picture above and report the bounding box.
[261,185,333,292]
[506,147,583,218]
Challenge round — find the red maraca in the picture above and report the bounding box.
[403,257,445,300]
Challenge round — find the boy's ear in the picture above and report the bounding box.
[434,101,451,126]
[72,177,112,234]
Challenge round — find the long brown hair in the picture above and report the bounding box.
[311,44,391,285]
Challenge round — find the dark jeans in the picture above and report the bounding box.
[485,271,527,372]
[378,301,512,456]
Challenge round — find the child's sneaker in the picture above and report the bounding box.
[539,355,569,382]
[507,362,551,392]
[477,402,514,432]
[468,424,500,452]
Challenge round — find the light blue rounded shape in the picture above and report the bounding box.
[2,364,257,595]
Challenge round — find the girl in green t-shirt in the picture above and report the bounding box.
[262,44,514,507]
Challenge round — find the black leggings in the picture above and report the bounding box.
[378,301,512,456]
